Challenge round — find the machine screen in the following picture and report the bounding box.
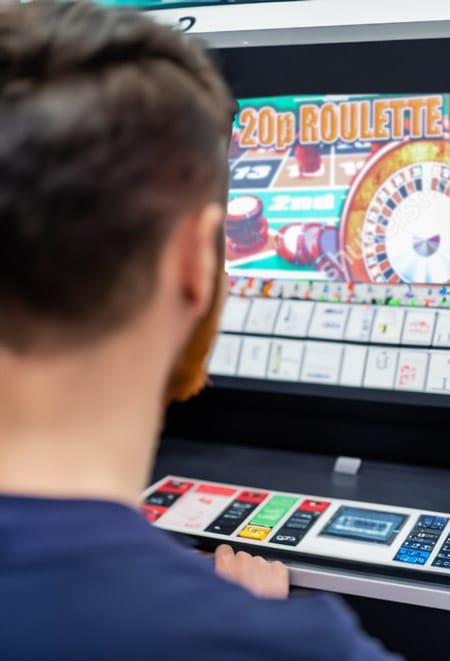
[321,506,407,544]
[227,93,450,284]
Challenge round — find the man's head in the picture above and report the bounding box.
[0,0,234,401]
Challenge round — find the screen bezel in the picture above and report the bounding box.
[212,38,450,100]
[162,39,450,466]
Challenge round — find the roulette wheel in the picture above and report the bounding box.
[340,139,450,284]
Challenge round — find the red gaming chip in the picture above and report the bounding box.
[317,225,339,260]
[275,223,342,267]
[274,223,310,265]
[227,195,263,223]
[315,226,345,279]
[226,216,265,238]
[227,218,269,254]
[228,218,269,246]
[303,223,324,262]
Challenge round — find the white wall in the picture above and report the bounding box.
[150,0,450,47]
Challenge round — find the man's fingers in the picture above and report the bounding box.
[215,544,234,559]
[214,545,290,599]
[215,544,235,573]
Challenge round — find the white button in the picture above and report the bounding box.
[301,342,343,384]
[432,311,450,348]
[340,345,368,387]
[395,351,429,391]
[208,334,242,376]
[364,348,399,389]
[220,297,251,332]
[267,340,304,381]
[308,303,349,340]
[401,311,436,346]
[237,337,271,378]
[244,299,281,335]
[345,305,375,342]
[370,308,405,344]
[274,300,314,338]
[426,353,450,392]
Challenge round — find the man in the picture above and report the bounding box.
[0,2,402,659]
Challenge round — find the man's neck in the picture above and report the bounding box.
[0,325,168,506]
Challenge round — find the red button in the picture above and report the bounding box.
[237,490,269,504]
[143,504,167,522]
[299,499,330,513]
[158,479,194,494]
[196,484,237,497]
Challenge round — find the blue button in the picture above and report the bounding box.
[395,547,430,564]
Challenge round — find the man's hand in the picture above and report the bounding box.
[215,544,289,599]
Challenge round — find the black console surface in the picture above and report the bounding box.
[154,436,450,514]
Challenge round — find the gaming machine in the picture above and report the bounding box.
[144,3,450,658]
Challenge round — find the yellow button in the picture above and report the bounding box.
[239,525,271,541]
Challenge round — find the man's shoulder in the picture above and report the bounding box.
[63,529,399,661]
[0,501,400,661]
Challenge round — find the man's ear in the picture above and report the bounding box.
[178,202,225,316]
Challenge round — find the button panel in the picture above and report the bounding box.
[219,295,450,348]
[301,341,343,384]
[146,476,450,580]
[364,348,399,389]
[237,337,271,378]
[344,305,375,342]
[395,351,429,391]
[245,298,281,335]
[220,296,251,332]
[239,495,298,541]
[213,295,450,397]
[402,311,436,346]
[143,479,194,523]
[271,499,330,547]
[308,303,349,340]
[394,515,449,566]
[340,345,368,387]
[432,532,450,569]
[274,300,314,338]
[206,490,268,536]
[267,340,304,381]
[370,308,405,345]
[209,335,242,376]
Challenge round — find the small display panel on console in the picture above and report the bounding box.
[320,506,407,545]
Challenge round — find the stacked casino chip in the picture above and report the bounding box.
[226,195,269,255]
[274,222,344,278]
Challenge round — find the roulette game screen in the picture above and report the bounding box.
[227,93,450,285]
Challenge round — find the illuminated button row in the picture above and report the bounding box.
[220,297,450,348]
[209,334,450,393]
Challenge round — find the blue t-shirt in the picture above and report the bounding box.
[0,495,403,661]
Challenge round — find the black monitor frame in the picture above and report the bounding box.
[212,38,450,99]
[164,37,450,468]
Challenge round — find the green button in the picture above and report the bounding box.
[251,496,298,528]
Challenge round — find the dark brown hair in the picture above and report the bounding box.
[0,0,234,350]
